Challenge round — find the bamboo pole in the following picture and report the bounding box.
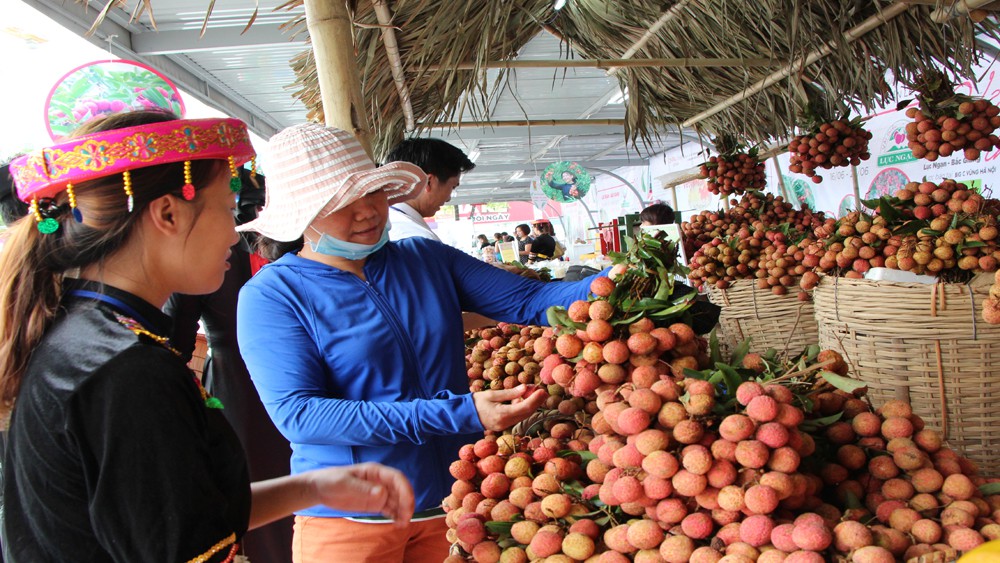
[930,0,995,22]
[607,0,695,76]
[303,0,373,156]
[372,0,415,132]
[660,143,788,190]
[422,57,776,71]
[851,164,862,212]
[430,119,626,128]
[772,156,795,207]
[681,2,910,129]
[670,185,679,212]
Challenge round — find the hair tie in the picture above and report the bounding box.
[31,197,64,234]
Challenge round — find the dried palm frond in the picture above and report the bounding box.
[97,0,1000,159]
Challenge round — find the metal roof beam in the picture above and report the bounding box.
[433,125,628,140]
[22,0,283,139]
[131,25,305,56]
[466,159,642,174]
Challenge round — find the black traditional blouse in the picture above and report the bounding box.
[3,279,250,562]
[530,233,557,259]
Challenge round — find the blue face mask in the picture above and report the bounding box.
[308,222,391,260]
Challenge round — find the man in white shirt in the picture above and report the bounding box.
[383,138,475,241]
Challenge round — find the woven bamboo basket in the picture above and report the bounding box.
[705,279,819,356]
[813,273,1000,473]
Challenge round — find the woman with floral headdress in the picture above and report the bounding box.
[235,122,609,563]
[0,110,413,563]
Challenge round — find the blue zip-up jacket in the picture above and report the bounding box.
[236,237,605,518]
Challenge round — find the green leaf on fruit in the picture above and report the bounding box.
[486,521,515,535]
[819,371,868,395]
[798,411,844,432]
[565,450,597,462]
[879,198,903,223]
[546,306,586,331]
[709,329,722,364]
[959,240,987,251]
[729,339,751,368]
[647,295,696,318]
[896,99,914,111]
[715,363,743,400]
[860,197,881,210]
[893,220,930,237]
[707,370,725,385]
[610,311,646,326]
[560,480,585,496]
[805,345,820,363]
[683,367,709,380]
[979,482,1000,496]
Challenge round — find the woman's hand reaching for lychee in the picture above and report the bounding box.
[473,384,549,431]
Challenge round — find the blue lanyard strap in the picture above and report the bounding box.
[66,289,155,331]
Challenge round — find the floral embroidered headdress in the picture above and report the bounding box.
[8,117,256,233]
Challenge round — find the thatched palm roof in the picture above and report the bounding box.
[281,0,997,159]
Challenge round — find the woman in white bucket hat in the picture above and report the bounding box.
[236,122,608,563]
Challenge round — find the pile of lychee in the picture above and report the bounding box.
[905,99,1000,162]
[803,179,1000,279]
[788,119,873,183]
[699,152,767,197]
[448,316,1000,563]
[687,228,823,300]
[681,191,826,267]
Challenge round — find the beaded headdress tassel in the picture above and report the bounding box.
[66,183,83,223]
[182,161,196,201]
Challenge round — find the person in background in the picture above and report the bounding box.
[476,234,491,251]
[235,123,608,563]
[383,138,475,242]
[0,111,414,562]
[528,220,558,262]
[481,245,497,263]
[495,231,515,256]
[514,223,533,264]
[640,202,676,227]
[164,169,295,563]
[549,171,580,200]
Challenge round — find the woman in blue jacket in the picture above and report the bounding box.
[236,123,603,563]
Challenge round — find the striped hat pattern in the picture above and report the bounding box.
[238,122,426,241]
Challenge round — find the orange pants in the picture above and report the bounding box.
[292,515,450,563]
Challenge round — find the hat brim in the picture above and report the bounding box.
[238,161,426,241]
